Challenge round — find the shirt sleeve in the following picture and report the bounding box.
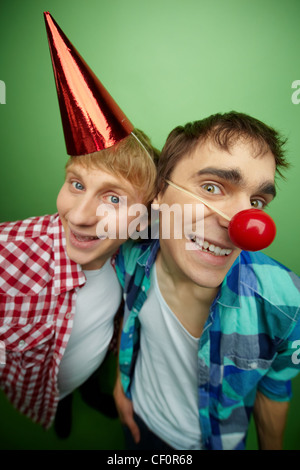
[258,317,300,401]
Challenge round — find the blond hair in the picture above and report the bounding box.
[66,129,160,205]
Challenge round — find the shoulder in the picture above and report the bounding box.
[0,214,60,296]
[0,214,58,240]
[239,250,300,322]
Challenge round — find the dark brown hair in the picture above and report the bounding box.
[156,111,288,194]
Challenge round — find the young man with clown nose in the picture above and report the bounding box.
[114,112,300,450]
[0,12,159,437]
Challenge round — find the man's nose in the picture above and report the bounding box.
[68,195,99,227]
[216,196,252,229]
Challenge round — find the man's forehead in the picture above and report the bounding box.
[185,138,275,171]
[193,136,274,157]
[66,161,117,182]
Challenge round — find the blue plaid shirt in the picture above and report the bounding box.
[115,239,300,450]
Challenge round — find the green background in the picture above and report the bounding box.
[0,0,299,450]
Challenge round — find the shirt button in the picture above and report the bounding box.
[65,312,72,319]
[18,340,26,349]
[250,362,258,369]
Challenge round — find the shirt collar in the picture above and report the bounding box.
[216,256,241,309]
[137,239,160,278]
[51,215,86,295]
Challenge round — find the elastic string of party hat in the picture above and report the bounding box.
[165,179,231,221]
[131,131,154,161]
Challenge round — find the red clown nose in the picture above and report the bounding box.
[228,209,276,251]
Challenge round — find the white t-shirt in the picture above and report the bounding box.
[58,259,121,399]
[131,263,202,450]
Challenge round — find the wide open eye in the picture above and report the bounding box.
[202,183,221,194]
[101,194,128,207]
[108,195,120,204]
[71,181,84,191]
[250,199,264,209]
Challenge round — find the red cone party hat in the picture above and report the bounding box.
[44,11,134,156]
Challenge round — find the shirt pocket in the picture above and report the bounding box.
[0,322,55,369]
[221,354,275,403]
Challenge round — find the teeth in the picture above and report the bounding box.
[190,236,232,256]
[214,246,221,256]
[74,233,98,241]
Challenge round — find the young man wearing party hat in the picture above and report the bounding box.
[114,112,300,450]
[0,12,158,435]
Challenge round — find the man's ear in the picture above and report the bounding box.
[138,210,150,232]
[128,204,150,238]
[151,192,162,210]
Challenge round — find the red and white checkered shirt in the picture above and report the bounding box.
[0,213,87,428]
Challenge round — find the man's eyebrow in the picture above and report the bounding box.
[193,167,244,184]
[193,167,276,198]
[256,182,277,198]
[65,168,81,179]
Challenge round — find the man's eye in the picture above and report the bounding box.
[202,183,220,194]
[108,195,120,204]
[251,199,264,209]
[71,181,84,191]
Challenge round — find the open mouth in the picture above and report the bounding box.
[69,228,106,247]
[72,232,99,242]
[189,235,232,256]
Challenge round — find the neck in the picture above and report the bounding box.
[156,248,219,308]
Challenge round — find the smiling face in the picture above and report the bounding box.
[57,162,144,270]
[154,139,276,289]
